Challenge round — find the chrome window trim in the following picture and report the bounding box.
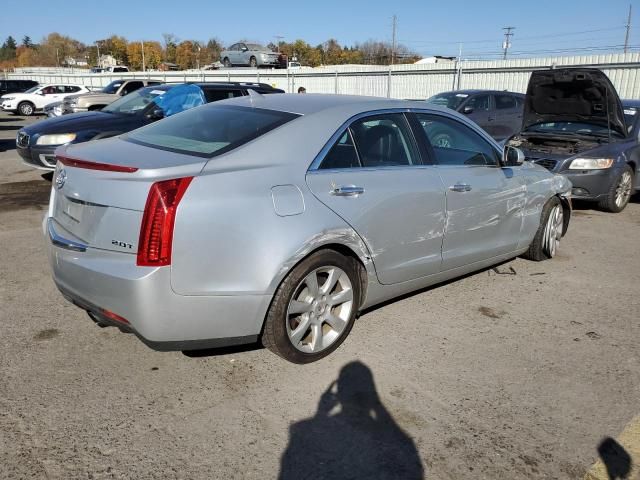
[47,218,87,252]
[308,107,502,172]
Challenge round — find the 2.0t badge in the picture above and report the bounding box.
[54,168,67,190]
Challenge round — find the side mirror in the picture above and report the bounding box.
[462,106,474,114]
[146,108,164,120]
[502,145,525,166]
[241,46,248,52]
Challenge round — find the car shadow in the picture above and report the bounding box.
[278,361,424,479]
[0,139,15,152]
[597,437,631,480]
[181,341,263,358]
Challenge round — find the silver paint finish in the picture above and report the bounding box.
[45,94,571,348]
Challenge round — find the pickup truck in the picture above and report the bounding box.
[62,79,162,114]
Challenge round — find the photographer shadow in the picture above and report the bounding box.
[278,361,424,480]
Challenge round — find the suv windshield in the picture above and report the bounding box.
[126,105,299,157]
[101,80,124,94]
[102,86,171,115]
[526,121,624,138]
[426,92,469,110]
[23,86,39,94]
[247,44,265,50]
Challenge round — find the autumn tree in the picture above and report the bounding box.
[127,41,162,70]
[175,40,196,69]
[35,33,85,66]
[99,35,128,65]
[162,33,178,63]
[15,45,38,67]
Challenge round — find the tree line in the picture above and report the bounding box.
[0,33,420,70]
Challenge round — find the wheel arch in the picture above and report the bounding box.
[557,194,571,236]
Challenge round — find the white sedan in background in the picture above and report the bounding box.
[1,84,89,116]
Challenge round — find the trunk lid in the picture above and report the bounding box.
[523,68,627,138]
[49,137,205,254]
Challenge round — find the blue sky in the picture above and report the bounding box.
[3,0,639,58]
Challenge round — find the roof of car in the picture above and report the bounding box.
[436,89,525,96]
[215,93,451,116]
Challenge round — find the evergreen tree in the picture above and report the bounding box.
[22,35,33,48]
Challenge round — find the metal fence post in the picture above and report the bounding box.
[387,68,392,98]
[335,71,338,94]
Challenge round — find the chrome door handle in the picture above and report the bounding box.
[330,185,365,196]
[449,183,472,192]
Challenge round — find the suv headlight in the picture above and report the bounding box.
[3,96,15,101]
[36,133,77,145]
[569,158,614,170]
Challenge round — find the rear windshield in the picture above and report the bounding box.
[126,105,299,157]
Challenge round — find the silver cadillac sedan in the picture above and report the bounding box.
[45,94,571,363]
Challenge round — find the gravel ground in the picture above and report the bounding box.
[1,111,639,479]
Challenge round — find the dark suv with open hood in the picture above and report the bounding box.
[506,68,639,212]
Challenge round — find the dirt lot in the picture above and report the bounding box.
[1,111,639,479]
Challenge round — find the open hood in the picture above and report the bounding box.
[522,68,627,138]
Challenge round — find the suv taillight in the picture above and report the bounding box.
[137,177,193,267]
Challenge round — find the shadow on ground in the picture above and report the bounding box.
[598,437,631,480]
[278,361,424,480]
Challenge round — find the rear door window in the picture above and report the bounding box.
[319,131,361,169]
[349,114,419,167]
[121,81,143,95]
[495,94,517,110]
[465,94,491,111]
[203,89,243,102]
[126,105,299,157]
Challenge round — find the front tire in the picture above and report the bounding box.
[223,57,231,67]
[18,102,35,116]
[523,196,564,261]
[249,56,257,68]
[598,165,634,213]
[262,250,361,364]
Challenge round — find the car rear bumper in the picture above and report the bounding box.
[46,218,269,350]
[559,168,617,201]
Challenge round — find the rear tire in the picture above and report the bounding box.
[249,56,257,68]
[523,196,563,261]
[598,165,634,213]
[223,57,231,68]
[18,101,35,116]
[262,250,361,364]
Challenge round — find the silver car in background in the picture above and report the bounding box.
[220,42,280,68]
[45,94,571,363]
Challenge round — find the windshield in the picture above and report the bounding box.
[24,86,39,94]
[425,92,469,111]
[247,44,266,51]
[126,105,299,157]
[102,86,172,115]
[101,80,124,94]
[525,121,624,138]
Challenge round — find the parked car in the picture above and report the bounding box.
[105,66,129,73]
[220,43,280,68]
[426,90,525,141]
[45,94,571,363]
[0,79,38,97]
[17,82,284,170]
[90,67,104,73]
[44,101,64,118]
[62,79,162,114]
[1,84,90,116]
[506,68,639,213]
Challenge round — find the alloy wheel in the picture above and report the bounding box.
[286,266,354,354]
[542,204,563,257]
[615,171,633,208]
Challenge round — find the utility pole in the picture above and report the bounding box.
[502,26,515,60]
[141,41,146,72]
[56,48,60,68]
[391,14,397,65]
[624,4,632,53]
[274,35,284,53]
[95,41,101,67]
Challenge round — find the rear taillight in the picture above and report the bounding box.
[137,177,193,267]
